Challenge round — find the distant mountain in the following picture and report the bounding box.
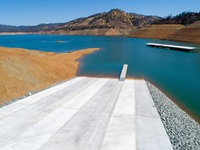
[51,9,160,31]
[0,24,21,32]
[1,9,200,41]
[0,23,64,33]
[0,9,160,35]
[21,23,64,32]
[153,12,200,25]
[128,12,200,44]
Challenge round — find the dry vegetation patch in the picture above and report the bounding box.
[0,47,99,104]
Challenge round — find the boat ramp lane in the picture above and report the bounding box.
[146,42,200,52]
[0,66,173,149]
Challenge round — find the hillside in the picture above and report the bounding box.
[0,24,21,32]
[163,21,200,43]
[0,47,99,104]
[0,23,64,33]
[31,9,161,35]
[1,10,200,43]
[128,24,184,39]
[52,9,160,31]
[153,12,200,25]
[44,28,133,36]
[0,9,160,35]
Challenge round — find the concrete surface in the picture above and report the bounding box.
[0,77,173,150]
[119,64,128,81]
[146,43,196,50]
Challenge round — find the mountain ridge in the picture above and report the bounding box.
[153,11,200,25]
[0,9,160,34]
[0,9,200,43]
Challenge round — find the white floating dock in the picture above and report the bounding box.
[0,77,173,150]
[146,43,199,52]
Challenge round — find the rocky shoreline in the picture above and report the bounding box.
[146,81,200,150]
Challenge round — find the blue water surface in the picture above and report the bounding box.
[0,34,200,122]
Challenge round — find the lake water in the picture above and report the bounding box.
[0,34,200,122]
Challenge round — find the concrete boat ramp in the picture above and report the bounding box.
[0,77,173,149]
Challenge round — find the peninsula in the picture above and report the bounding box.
[0,47,99,104]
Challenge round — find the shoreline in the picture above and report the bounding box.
[0,46,99,104]
[128,76,200,124]
[146,78,200,124]
[146,81,200,149]
[128,76,200,125]
[1,32,200,45]
[0,32,29,35]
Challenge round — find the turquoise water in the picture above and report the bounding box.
[0,34,200,122]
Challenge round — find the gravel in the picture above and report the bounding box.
[146,81,200,150]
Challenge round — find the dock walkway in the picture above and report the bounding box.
[146,42,199,52]
[0,77,173,150]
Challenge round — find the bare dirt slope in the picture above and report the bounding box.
[164,21,200,44]
[45,28,134,36]
[128,24,184,39]
[0,47,99,104]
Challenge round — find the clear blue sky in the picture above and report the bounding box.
[0,0,199,26]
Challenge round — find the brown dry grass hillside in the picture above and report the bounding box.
[46,28,133,36]
[164,21,200,43]
[0,47,99,104]
[0,9,160,36]
[128,24,184,39]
